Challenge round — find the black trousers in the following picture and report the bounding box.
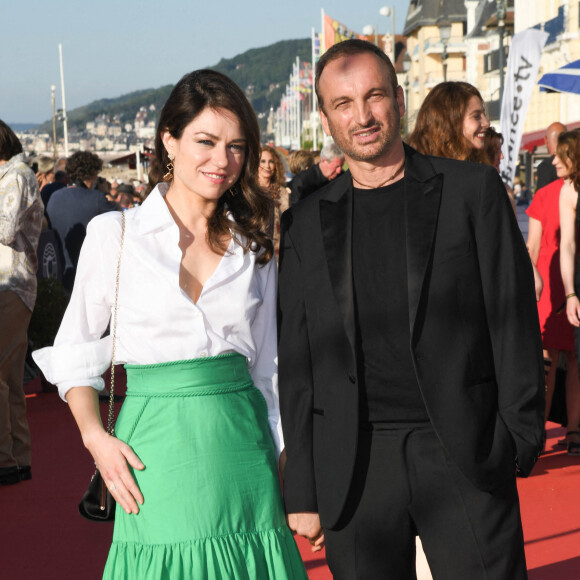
[325,425,527,580]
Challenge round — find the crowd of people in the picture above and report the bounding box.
[1,37,579,579]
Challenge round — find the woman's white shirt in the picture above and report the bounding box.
[33,184,283,455]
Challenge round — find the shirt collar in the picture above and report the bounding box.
[134,182,247,276]
[0,153,25,181]
[134,182,176,235]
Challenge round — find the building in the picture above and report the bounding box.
[518,0,580,137]
[403,0,515,130]
[403,0,470,130]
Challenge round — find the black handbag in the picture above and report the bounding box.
[78,211,125,522]
[78,469,116,521]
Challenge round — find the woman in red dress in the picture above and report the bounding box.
[528,130,580,454]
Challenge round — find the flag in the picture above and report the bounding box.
[322,11,365,52]
[499,28,549,189]
[312,30,321,66]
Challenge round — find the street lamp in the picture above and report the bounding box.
[403,53,412,135]
[362,24,378,47]
[496,0,507,105]
[379,5,396,64]
[438,20,452,82]
[58,43,69,157]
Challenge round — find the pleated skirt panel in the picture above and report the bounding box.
[103,354,306,580]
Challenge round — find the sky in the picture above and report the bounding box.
[1,0,410,125]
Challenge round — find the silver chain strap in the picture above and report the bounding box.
[106,211,126,435]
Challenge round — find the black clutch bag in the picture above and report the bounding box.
[78,211,125,522]
[79,469,115,521]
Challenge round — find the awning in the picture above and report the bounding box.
[520,128,546,153]
[538,60,580,95]
[520,120,580,153]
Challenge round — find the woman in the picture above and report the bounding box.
[408,82,542,300]
[33,70,307,579]
[556,130,580,455]
[407,81,490,162]
[258,145,290,259]
[484,127,516,214]
[0,121,43,486]
[528,130,580,454]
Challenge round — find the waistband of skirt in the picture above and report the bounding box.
[123,353,253,396]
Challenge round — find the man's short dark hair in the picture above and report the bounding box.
[315,39,398,112]
[117,183,135,195]
[65,151,103,184]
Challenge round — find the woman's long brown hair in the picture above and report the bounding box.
[407,82,487,163]
[557,130,580,192]
[152,70,273,264]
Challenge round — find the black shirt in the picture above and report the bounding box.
[352,179,429,424]
[536,155,558,192]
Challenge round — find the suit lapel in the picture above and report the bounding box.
[320,174,356,354]
[403,147,443,340]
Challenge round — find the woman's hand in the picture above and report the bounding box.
[532,263,543,302]
[566,295,580,327]
[287,512,325,553]
[84,428,145,515]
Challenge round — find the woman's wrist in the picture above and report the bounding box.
[81,424,108,451]
[566,292,577,300]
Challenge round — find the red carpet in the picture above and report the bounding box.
[2,378,580,579]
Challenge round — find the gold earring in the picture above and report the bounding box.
[163,154,174,182]
[229,187,237,197]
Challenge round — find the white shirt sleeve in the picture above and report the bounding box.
[247,257,284,458]
[32,213,121,400]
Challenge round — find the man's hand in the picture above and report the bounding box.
[287,512,325,552]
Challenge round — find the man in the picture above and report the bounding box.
[536,121,566,192]
[0,121,43,485]
[40,157,69,221]
[277,39,544,579]
[288,141,344,205]
[46,151,117,292]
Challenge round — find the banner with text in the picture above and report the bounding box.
[499,28,548,188]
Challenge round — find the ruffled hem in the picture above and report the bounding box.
[103,525,307,580]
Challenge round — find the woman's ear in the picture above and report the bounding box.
[161,130,174,156]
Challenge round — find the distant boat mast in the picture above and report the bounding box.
[58,43,69,157]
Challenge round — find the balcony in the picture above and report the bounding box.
[421,35,467,57]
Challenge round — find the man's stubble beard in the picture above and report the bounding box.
[326,111,402,163]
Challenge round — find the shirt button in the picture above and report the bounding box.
[200,351,207,357]
[348,374,356,384]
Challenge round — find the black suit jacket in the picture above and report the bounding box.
[288,164,329,205]
[536,155,558,192]
[277,145,544,530]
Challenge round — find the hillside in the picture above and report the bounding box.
[36,38,311,134]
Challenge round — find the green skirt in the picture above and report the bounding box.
[103,354,306,580]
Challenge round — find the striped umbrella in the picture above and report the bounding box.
[538,59,580,94]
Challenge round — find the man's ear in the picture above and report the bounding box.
[319,107,332,137]
[396,85,406,118]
